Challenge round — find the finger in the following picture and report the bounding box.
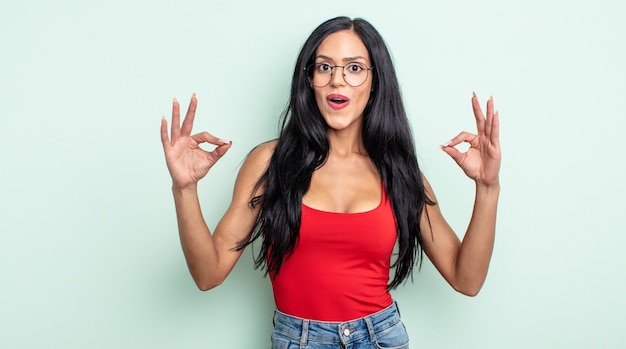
[181,93,197,137]
[484,96,494,140]
[171,97,181,142]
[472,92,486,135]
[202,141,233,167]
[212,141,233,158]
[442,131,477,148]
[160,116,170,147]
[191,131,231,147]
[441,144,465,166]
[490,110,500,147]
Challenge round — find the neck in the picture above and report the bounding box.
[327,126,367,157]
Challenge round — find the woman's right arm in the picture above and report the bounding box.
[161,94,273,290]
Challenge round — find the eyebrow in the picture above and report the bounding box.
[316,54,368,63]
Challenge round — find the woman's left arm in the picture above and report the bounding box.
[420,93,501,296]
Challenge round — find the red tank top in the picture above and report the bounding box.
[270,185,396,321]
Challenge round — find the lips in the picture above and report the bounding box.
[327,94,350,110]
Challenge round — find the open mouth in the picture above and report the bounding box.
[327,94,350,109]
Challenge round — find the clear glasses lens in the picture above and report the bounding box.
[308,63,370,87]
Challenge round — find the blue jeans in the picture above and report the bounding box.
[271,302,409,349]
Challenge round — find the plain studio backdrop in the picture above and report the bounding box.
[1,0,624,348]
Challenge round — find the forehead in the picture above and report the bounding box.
[315,30,370,62]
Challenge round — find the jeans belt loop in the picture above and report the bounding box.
[300,319,309,347]
[364,315,377,343]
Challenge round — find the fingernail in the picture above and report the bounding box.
[192,92,197,98]
[218,139,230,145]
[442,141,451,147]
[173,97,178,103]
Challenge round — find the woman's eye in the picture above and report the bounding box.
[346,63,364,73]
[317,63,332,73]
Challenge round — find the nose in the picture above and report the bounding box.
[329,66,346,87]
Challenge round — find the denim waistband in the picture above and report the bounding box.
[272,302,401,346]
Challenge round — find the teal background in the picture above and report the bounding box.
[1,0,625,348]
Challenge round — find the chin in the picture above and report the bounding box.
[324,117,360,131]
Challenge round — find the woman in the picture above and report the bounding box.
[161,16,500,349]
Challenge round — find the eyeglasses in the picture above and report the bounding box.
[305,62,374,87]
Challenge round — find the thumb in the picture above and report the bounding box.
[214,141,233,157]
[441,144,464,165]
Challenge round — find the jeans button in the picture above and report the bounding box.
[343,328,350,336]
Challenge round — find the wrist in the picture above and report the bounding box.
[476,181,500,196]
[172,183,198,195]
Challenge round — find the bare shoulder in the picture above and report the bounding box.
[419,174,445,228]
[421,174,437,200]
[239,140,276,178]
[245,140,277,167]
[232,140,277,199]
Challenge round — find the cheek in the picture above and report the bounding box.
[355,88,372,106]
[313,91,326,111]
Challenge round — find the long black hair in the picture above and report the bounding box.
[238,16,434,289]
